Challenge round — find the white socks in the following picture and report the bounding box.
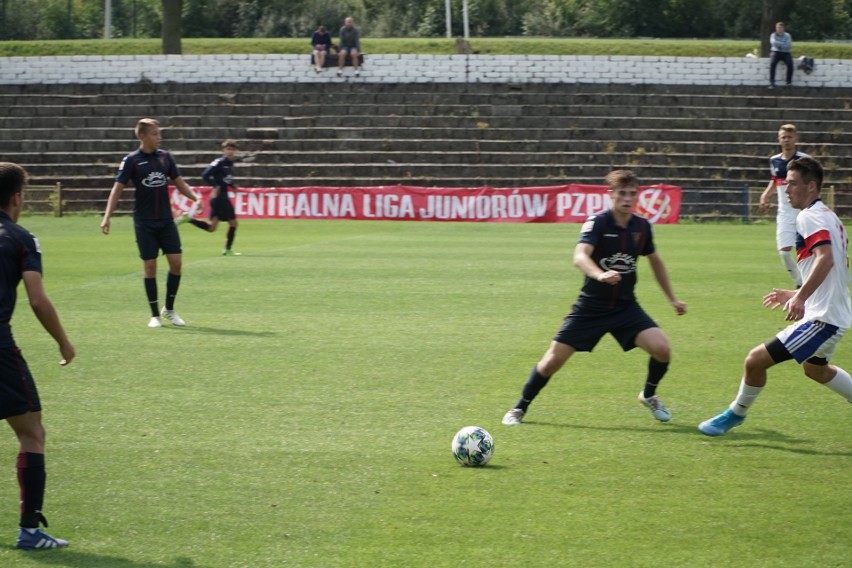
[823,367,852,402]
[780,250,802,287]
[729,378,763,417]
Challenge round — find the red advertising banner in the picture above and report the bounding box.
[172,184,681,224]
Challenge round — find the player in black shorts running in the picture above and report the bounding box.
[502,170,687,426]
[186,139,241,256]
[101,118,201,328]
[0,163,76,549]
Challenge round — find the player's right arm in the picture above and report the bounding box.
[101,181,126,234]
[574,242,620,285]
[22,271,75,365]
[759,179,776,212]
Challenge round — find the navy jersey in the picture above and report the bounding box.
[769,150,809,184]
[116,149,181,220]
[0,210,42,348]
[577,210,655,308]
[202,156,234,193]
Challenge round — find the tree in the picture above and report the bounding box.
[162,0,182,54]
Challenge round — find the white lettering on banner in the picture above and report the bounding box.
[362,194,415,219]
[420,192,548,220]
[556,193,614,217]
[235,191,356,218]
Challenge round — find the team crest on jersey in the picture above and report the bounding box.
[142,172,168,188]
[601,252,636,273]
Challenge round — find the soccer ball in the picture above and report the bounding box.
[451,426,494,466]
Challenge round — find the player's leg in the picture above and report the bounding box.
[777,211,802,288]
[7,411,66,549]
[802,332,852,402]
[224,219,238,254]
[502,341,575,425]
[159,224,186,326]
[633,327,673,421]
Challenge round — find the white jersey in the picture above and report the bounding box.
[796,199,852,329]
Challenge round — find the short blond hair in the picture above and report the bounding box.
[222,139,238,149]
[135,118,160,138]
[779,123,797,134]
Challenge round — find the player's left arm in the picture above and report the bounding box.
[647,252,687,315]
[22,271,75,365]
[783,243,834,321]
[173,176,200,202]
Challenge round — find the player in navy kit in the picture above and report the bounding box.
[0,163,76,549]
[502,170,687,426]
[101,118,201,328]
[187,139,240,256]
[759,124,809,288]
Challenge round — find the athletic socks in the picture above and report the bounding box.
[643,358,669,399]
[780,250,802,287]
[189,219,211,231]
[823,367,852,402]
[515,366,551,412]
[17,452,46,529]
[226,226,236,250]
[144,277,159,316]
[165,272,181,311]
[729,378,763,417]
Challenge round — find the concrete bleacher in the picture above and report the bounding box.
[1,81,849,219]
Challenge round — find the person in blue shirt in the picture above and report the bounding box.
[769,21,794,89]
[0,162,75,550]
[311,25,332,72]
[501,170,687,426]
[101,118,201,328]
[187,139,241,256]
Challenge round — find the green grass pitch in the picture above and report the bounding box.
[1,216,849,567]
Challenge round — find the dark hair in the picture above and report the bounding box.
[0,162,28,208]
[604,169,639,190]
[788,156,824,192]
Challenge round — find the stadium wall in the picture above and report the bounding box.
[0,54,849,87]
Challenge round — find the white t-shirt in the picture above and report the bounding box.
[796,199,852,329]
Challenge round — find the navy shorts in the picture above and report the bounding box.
[135,219,182,260]
[554,301,658,352]
[210,196,236,222]
[0,347,41,420]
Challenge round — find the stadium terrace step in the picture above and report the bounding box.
[1,82,849,219]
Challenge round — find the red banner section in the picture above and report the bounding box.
[172,184,682,224]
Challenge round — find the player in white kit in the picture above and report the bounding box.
[759,124,809,287]
[700,156,852,436]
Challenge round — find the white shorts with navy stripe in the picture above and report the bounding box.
[776,320,845,364]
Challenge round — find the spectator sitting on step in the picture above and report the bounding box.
[337,16,362,77]
[311,25,332,73]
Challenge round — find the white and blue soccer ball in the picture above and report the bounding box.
[451,426,494,466]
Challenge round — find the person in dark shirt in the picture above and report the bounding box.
[0,162,75,550]
[502,170,687,426]
[100,118,200,328]
[337,16,362,77]
[187,139,241,256]
[311,25,332,72]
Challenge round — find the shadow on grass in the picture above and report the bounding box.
[161,326,277,337]
[526,420,852,457]
[4,549,197,568]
